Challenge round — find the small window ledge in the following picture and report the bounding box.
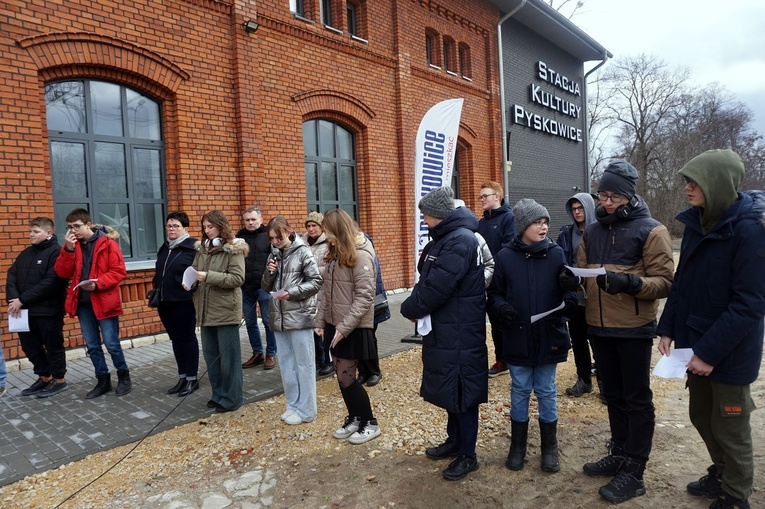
[324,25,343,35]
[351,35,368,44]
[462,76,473,82]
[292,14,315,25]
[446,70,458,76]
[429,64,442,70]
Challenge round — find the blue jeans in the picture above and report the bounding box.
[78,307,128,377]
[0,343,7,386]
[201,325,243,411]
[274,329,317,421]
[509,363,558,423]
[243,288,276,356]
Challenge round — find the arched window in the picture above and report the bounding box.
[46,79,165,261]
[303,119,358,219]
[425,29,440,67]
[459,42,472,79]
[443,36,457,74]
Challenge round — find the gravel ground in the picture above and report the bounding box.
[1,342,762,509]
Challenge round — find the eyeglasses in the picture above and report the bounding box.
[682,176,698,190]
[598,192,626,204]
[571,206,585,213]
[66,223,85,231]
[165,224,183,230]
[479,193,497,200]
[531,220,549,229]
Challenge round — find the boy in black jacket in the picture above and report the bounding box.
[7,217,68,398]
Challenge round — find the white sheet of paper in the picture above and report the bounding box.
[9,309,30,332]
[182,266,198,290]
[530,301,565,323]
[417,315,432,336]
[74,278,98,289]
[652,348,694,378]
[270,289,289,299]
[565,265,607,277]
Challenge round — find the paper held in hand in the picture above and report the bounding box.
[565,265,606,277]
[530,301,565,324]
[652,348,694,379]
[270,289,288,299]
[9,309,30,332]
[182,266,198,290]
[74,278,98,289]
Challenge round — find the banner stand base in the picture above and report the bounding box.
[401,334,422,344]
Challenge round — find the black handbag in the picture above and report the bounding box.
[147,288,160,308]
[374,293,389,316]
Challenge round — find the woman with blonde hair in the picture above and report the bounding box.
[262,216,322,425]
[314,209,380,444]
[186,210,248,413]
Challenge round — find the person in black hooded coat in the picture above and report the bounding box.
[401,187,487,482]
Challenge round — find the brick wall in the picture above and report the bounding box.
[0,0,503,359]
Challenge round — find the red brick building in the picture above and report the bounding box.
[1,0,506,358]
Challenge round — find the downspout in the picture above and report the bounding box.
[582,52,610,192]
[497,0,527,203]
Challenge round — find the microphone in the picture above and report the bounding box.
[270,247,281,274]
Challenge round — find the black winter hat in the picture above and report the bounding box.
[598,160,638,199]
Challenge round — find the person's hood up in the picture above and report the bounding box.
[679,149,744,234]
[431,206,479,240]
[565,192,596,229]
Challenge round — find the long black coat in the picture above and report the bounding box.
[657,191,765,385]
[401,207,488,413]
[152,237,198,303]
[237,226,271,293]
[487,236,575,366]
[6,235,67,317]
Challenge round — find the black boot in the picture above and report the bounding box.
[116,369,132,396]
[583,440,625,477]
[86,374,112,399]
[687,464,723,499]
[539,419,560,473]
[598,456,646,503]
[505,419,528,471]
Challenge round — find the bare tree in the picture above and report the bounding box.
[585,70,617,182]
[545,0,585,19]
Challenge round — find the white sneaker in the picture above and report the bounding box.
[333,416,360,439]
[348,420,381,444]
[285,413,306,425]
[280,409,296,421]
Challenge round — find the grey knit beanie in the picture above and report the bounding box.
[598,160,638,199]
[513,198,550,233]
[419,187,455,219]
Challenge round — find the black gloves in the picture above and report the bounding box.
[596,271,643,295]
[559,268,582,291]
[499,304,518,327]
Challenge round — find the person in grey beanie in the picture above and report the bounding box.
[562,160,674,503]
[488,198,575,474]
[418,186,456,219]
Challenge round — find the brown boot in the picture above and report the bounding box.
[264,354,277,370]
[242,352,265,369]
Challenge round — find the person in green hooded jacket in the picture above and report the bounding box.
[657,149,765,509]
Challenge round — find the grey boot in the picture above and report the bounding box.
[505,419,529,471]
[86,374,112,399]
[539,419,560,472]
[116,369,132,396]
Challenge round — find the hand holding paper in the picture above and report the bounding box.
[74,278,98,290]
[565,265,606,278]
[652,348,693,378]
[417,315,432,336]
[182,266,198,290]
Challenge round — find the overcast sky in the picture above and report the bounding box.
[568,0,765,137]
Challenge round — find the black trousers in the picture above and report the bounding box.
[18,314,66,379]
[591,335,655,462]
[158,300,199,379]
[446,406,480,458]
[568,306,593,381]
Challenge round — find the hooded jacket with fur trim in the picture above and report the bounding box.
[54,225,126,320]
[191,238,248,327]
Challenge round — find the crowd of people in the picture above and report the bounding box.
[2,149,763,508]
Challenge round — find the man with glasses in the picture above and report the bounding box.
[477,181,516,378]
[237,207,277,371]
[657,150,765,509]
[563,161,673,503]
[54,208,131,399]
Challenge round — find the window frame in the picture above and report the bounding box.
[459,42,472,80]
[46,79,166,265]
[426,29,441,68]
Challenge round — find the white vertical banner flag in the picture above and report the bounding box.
[413,98,463,282]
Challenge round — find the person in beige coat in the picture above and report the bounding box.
[314,209,380,444]
[187,210,247,413]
